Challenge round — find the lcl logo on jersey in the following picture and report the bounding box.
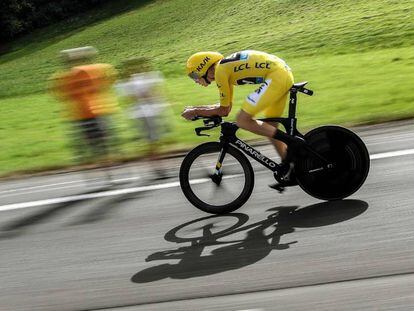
[196,57,211,72]
[255,62,271,69]
[234,63,251,72]
[234,62,271,72]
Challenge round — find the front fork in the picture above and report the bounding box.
[210,144,228,185]
[210,123,239,185]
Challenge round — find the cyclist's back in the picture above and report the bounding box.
[216,50,290,86]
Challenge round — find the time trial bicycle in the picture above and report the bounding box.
[179,82,370,214]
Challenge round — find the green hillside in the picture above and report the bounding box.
[0,0,413,175]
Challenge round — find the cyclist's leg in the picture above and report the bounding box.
[266,123,288,160]
[236,109,277,137]
[263,92,290,160]
[264,70,294,160]
[238,69,293,159]
[237,79,284,137]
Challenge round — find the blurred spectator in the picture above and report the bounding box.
[115,57,171,180]
[50,46,119,165]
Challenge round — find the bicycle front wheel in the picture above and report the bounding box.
[179,142,254,214]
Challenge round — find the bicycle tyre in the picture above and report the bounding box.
[295,126,370,200]
[179,142,254,214]
[164,213,250,243]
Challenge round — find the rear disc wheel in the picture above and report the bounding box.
[295,126,370,200]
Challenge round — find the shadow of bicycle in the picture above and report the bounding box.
[131,199,368,283]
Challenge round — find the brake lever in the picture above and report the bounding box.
[195,127,211,137]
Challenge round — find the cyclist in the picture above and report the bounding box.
[181,50,305,187]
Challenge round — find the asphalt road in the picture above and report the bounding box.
[0,120,413,311]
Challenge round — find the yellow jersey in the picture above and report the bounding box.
[214,50,291,107]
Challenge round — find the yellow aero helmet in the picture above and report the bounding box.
[186,51,224,80]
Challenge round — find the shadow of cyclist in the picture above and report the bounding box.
[131,199,368,283]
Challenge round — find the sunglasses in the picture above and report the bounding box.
[188,71,210,84]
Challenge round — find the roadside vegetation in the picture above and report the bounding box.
[0,0,413,176]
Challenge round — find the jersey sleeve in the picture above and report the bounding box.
[215,69,233,107]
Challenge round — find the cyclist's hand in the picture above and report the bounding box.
[181,108,197,120]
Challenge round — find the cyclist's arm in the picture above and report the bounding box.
[195,72,233,116]
[217,72,233,110]
[182,104,230,120]
[197,105,231,116]
[182,74,233,119]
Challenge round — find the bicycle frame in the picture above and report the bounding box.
[213,86,305,175]
[183,82,369,211]
[217,122,280,172]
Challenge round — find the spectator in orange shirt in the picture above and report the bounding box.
[51,46,119,163]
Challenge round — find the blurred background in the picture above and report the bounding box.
[1,2,414,311]
[0,0,413,177]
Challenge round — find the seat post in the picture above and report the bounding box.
[288,88,297,118]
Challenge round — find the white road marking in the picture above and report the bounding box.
[0,148,412,212]
[0,179,87,194]
[0,181,181,212]
[0,175,240,212]
[369,149,414,160]
[0,176,141,196]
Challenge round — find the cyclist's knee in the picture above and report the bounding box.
[236,110,253,129]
